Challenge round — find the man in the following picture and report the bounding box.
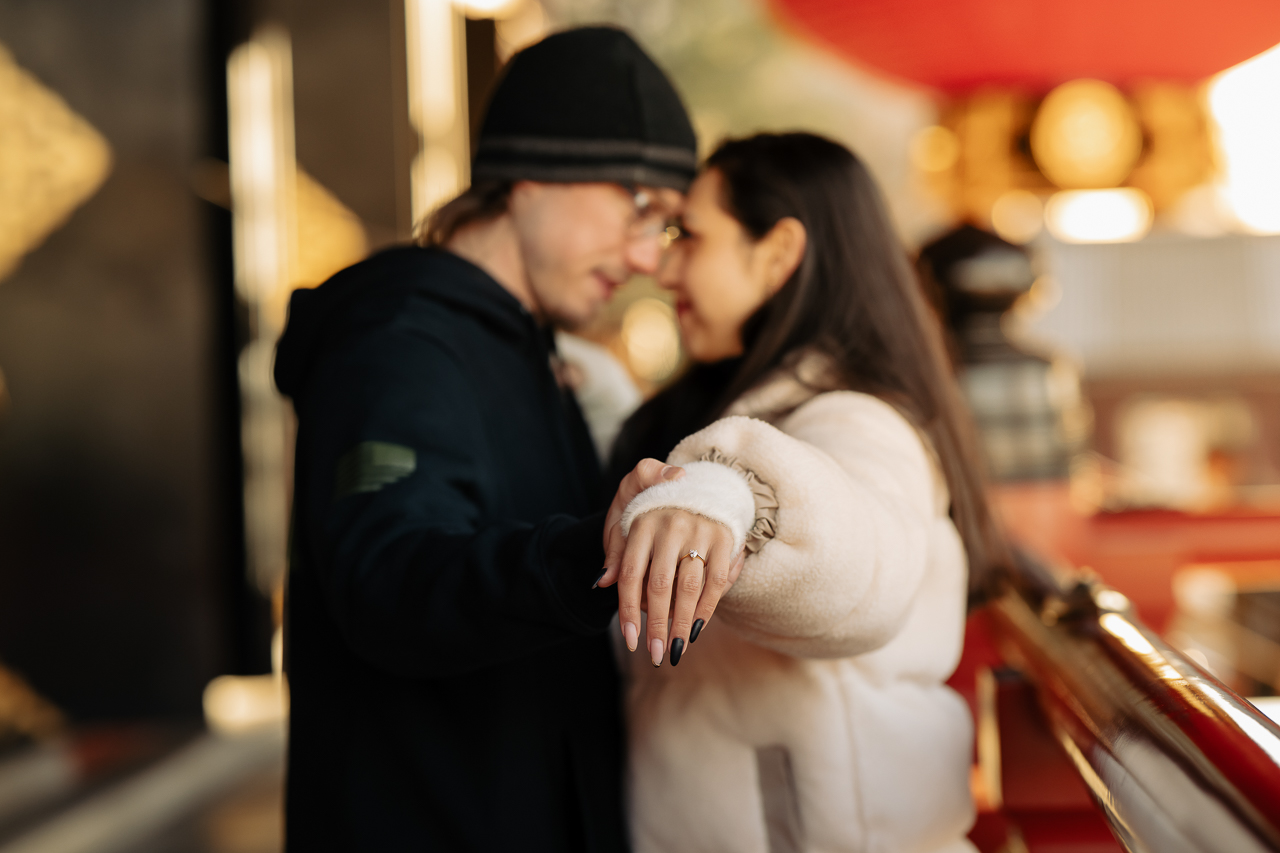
[273,27,697,852]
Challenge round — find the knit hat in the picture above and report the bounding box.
[472,27,698,191]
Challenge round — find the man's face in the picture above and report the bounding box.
[508,181,683,329]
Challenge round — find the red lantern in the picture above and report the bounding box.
[769,0,1280,93]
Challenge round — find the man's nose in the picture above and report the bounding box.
[625,235,663,276]
[653,247,681,291]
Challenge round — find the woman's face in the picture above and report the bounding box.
[658,169,786,363]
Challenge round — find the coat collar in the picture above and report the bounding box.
[725,349,842,423]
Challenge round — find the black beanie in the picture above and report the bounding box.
[473,27,698,191]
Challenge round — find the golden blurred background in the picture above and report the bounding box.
[2,0,1280,850]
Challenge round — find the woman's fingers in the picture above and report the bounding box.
[667,549,706,666]
[614,510,746,665]
[690,528,739,646]
[616,516,655,652]
[643,525,685,666]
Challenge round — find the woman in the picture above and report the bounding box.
[597,133,1005,853]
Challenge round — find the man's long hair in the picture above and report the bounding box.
[418,180,513,247]
[612,133,1008,605]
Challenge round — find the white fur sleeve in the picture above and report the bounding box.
[619,460,756,554]
[666,393,943,658]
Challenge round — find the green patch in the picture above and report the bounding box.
[334,441,417,499]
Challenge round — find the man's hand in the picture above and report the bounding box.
[598,459,683,590]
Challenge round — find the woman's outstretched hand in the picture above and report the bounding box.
[601,506,745,667]
[597,459,746,665]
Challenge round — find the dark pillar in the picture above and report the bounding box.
[0,0,262,719]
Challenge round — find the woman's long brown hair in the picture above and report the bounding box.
[613,132,1008,604]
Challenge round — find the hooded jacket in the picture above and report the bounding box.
[274,246,627,852]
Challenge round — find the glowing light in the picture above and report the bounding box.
[974,667,1003,808]
[455,0,522,15]
[1031,79,1142,189]
[1208,43,1280,234]
[495,1,547,62]
[293,169,368,291]
[203,675,288,735]
[1095,589,1130,613]
[1173,567,1235,619]
[228,29,297,595]
[1044,188,1152,243]
[227,32,367,600]
[1101,612,1157,656]
[910,125,959,173]
[411,146,462,224]
[227,28,295,309]
[621,298,680,382]
[271,626,284,677]
[406,0,470,226]
[990,190,1044,244]
[227,28,368,598]
[1100,613,1184,683]
[0,43,112,281]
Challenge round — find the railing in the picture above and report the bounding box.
[988,558,1280,852]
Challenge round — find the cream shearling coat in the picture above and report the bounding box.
[620,360,976,853]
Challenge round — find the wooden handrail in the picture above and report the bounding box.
[988,562,1280,852]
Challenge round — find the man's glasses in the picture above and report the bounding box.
[628,189,683,249]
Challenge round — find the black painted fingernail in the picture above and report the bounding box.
[592,568,607,589]
[690,619,705,643]
[670,637,685,666]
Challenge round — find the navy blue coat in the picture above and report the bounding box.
[274,246,627,852]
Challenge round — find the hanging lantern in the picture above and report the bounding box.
[1030,80,1142,189]
[770,1,1273,240]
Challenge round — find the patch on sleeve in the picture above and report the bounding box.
[333,441,416,499]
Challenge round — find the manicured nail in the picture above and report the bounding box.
[650,638,664,667]
[623,622,639,652]
[592,568,606,589]
[690,618,705,643]
[661,465,682,480]
[670,637,685,666]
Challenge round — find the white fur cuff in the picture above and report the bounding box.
[618,460,756,554]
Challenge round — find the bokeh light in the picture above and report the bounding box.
[1044,188,1153,243]
[1208,42,1280,234]
[455,0,523,15]
[910,125,960,173]
[405,0,469,223]
[990,189,1044,244]
[1031,79,1142,189]
[0,44,112,281]
[621,298,680,383]
[203,675,288,736]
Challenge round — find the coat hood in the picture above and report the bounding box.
[273,246,533,401]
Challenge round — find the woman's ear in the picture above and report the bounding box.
[759,217,807,296]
